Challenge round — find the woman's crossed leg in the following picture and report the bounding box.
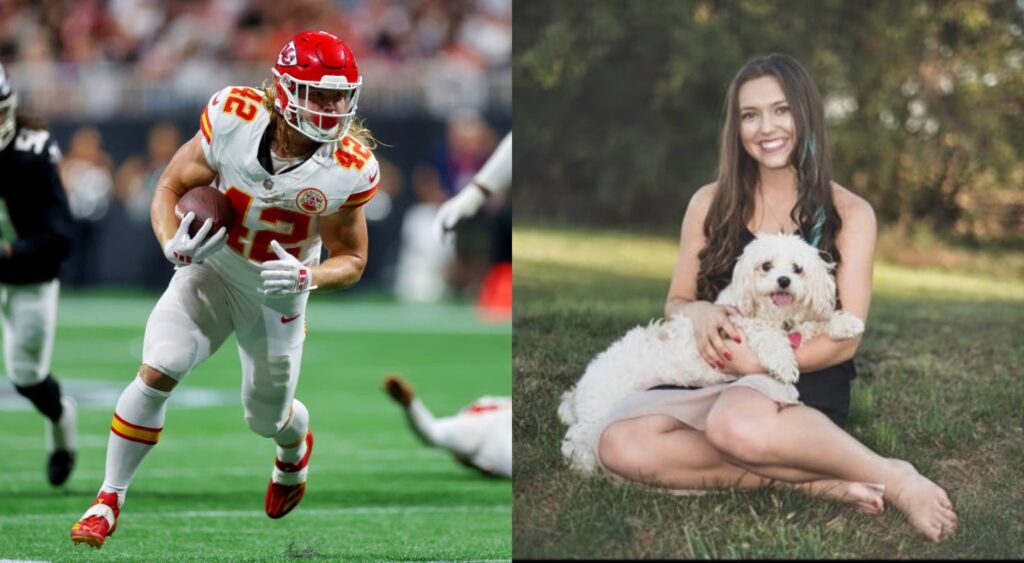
[600,414,885,515]
[599,387,959,541]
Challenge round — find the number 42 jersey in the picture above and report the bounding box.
[197,85,379,288]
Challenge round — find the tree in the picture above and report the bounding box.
[514,0,1024,243]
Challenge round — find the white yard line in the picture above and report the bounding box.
[0,504,511,523]
[4,460,468,481]
[56,297,510,334]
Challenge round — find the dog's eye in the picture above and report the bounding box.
[793,264,803,274]
[761,261,773,272]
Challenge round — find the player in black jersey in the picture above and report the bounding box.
[0,63,77,486]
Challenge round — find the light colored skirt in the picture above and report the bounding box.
[590,374,801,481]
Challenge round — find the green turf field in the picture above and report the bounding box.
[0,292,511,562]
[514,224,1024,559]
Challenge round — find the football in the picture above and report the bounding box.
[174,186,235,240]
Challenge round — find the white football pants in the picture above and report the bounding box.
[0,279,60,387]
[141,262,308,437]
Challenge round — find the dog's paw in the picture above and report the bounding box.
[777,364,800,384]
[557,390,577,426]
[827,311,865,339]
[561,427,598,473]
[765,356,800,384]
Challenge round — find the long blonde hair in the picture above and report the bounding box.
[260,80,379,152]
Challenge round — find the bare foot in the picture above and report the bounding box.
[382,374,414,406]
[885,459,959,542]
[800,479,885,516]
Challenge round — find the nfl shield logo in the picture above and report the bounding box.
[296,187,328,215]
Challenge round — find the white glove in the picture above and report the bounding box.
[259,240,317,295]
[162,211,227,266]
[433,185,488,242]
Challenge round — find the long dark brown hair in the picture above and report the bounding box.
[697,53,842,301]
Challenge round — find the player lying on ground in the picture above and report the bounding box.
[0,63,77,487]
[71,30,381,549]
[383,375,511,478]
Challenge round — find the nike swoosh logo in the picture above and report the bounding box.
[368,172,378,183]
[281,314,301,324]
[212,93,221,106]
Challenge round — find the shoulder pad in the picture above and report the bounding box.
[200,85,268,144]
[13,128,60,164]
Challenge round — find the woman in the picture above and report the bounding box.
[596,54,958,542]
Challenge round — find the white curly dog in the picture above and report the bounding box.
[558,233,865,473]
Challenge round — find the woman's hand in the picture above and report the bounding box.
[719,339,766,376]
[682,301,744,370]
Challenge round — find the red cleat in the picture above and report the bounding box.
[265,430,313,519]
[70,491,119,549]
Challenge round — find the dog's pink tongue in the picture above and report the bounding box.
[771,292,794,307]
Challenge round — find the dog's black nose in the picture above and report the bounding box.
[777,276,791,288]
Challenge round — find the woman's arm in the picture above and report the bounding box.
[794,188,876,372]
[665,185,711,317]
[667,184,743,369]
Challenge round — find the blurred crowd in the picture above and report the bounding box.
[0,0,511,307]
[0,0,511,118]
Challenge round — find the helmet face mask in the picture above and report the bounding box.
[272,31,363,144]
[273,70,361,143]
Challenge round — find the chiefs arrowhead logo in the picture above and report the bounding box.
[296,187,328,215]
[278,41,297,66]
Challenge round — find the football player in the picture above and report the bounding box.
[0,63,77,487]
[72,31,380,549]
[432,131,511,240]
[383,375,511,479]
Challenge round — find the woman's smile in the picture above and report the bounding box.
[758,138,788,152]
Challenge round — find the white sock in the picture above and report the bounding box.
[407,398,443,445]
[274,399,309,465]
[408,399,483,456]
[100,374,171,507]
[46,396,77,452]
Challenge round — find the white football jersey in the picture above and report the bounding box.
[456,396,512,478]
[197,85,379,288]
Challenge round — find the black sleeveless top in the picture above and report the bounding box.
[654,228,858,428]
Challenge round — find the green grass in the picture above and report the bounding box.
[0,293,511,562]
[513,224,1024,559]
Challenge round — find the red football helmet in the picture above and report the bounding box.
[272,31,362,143]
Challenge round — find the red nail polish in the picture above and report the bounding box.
[724,351,733,361]
[717,362,724,369]
[734,337,742,343]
